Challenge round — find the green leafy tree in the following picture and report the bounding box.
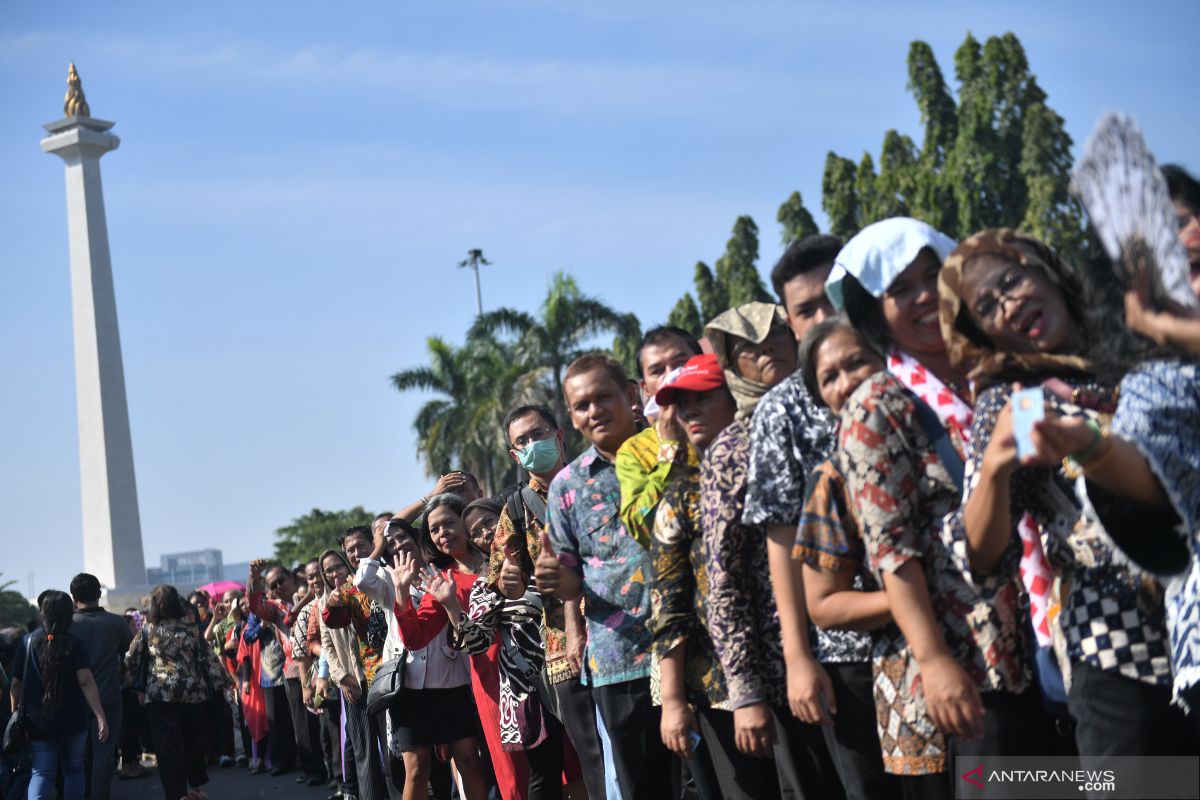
[715,216,771,307]
[273,507,376,567]
[776,191,819,246]
[470,272,638,458]
[822,32,1085,258]
[0,575,35,629]
[666,293,704,339]
[693,261,726,322]
[822,153,860,240]
[670,216,774,330]
[612,313,643,379]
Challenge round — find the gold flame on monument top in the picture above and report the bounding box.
[64,62,91,118]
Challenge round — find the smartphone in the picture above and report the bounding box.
[687,730,702,752]
[1011,387,1045,459]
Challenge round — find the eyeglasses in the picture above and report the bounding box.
[511,427,554,450]
[267,578,288,590]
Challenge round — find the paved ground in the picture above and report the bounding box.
[110,764,336,800]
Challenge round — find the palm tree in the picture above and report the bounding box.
[469,272,640,444]
[390,334,524,494]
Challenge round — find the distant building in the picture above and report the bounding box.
[223,562,250,583]
[146,549,224,590]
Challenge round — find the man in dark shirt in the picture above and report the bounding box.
[71,573,133,800]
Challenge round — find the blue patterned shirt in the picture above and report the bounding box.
[1109,359,1200,705]
[547,445,653,687]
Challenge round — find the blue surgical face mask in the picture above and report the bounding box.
[517,436,560,473]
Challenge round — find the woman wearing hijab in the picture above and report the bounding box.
[699,302,843,799]
[792,316,896,800]
[828,218,1036,799]
[938,229,1195,771]
[1016,239,1200,732]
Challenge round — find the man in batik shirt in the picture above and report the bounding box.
[535,354,671,799]
[490,403,607,800]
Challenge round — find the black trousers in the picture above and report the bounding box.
[119,688,146,765]
[525,710,565,800]
[820,662,897,800]
[209,692,234,760]
[283,678,326,780]
[1069,661,1199,764]
[344,690,388,800]
[951,686,1057,764]
[592,677,673,800]
[772,704,845,800]
[695,707,780,800]
[263,683,298,770]
[145,701,208,800]
[541,672,606,800]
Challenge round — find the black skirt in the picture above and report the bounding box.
[388,685,479,751]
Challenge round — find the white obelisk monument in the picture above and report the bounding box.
[41,64,148,603]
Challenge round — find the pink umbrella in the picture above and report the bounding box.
[196,579,245,598]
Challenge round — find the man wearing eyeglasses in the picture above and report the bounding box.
[247,560,302,777]
[489,403,608,799]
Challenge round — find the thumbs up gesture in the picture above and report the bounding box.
[534,532,563,596]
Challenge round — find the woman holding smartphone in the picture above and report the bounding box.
[938,229,1193,768]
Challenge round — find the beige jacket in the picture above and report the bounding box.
[317,592,364,687]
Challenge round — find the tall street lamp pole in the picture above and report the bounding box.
[458,248,491,316]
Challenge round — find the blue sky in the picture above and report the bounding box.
[2,1,1196,599]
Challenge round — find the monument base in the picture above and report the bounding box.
[101,583,157,614]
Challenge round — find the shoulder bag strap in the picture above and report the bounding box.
[520,486,548,527]
[913,397,965,493]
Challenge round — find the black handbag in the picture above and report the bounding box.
[365,652,408,717]
[3,636,35,755]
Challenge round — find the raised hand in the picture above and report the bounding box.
[249,558,270,582]
[421,569,457,607]
[433,472,468,497]
[498,538,528,600]
[533,532,561,595]
[392,550,419,596]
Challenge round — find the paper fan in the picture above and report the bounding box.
[1070,112,1199,311]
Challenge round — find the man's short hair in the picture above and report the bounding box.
[338,525,373,549]
[502,404,559,444]
[373,512,393,523]
[769,234,843,303]
[564,353,629,393]
[69,573,102,604]
[634,326,702,379]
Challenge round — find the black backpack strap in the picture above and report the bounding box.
[520,487,548,527]
[913,397,965,493]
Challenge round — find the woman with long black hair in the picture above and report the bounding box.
[9,589,108,800]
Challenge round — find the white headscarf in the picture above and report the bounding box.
[825,217,957,310]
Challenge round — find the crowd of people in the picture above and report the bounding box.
[3,164,1200,800]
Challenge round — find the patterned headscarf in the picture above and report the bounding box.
[938,228,1093,391]
[704,302,790,419]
